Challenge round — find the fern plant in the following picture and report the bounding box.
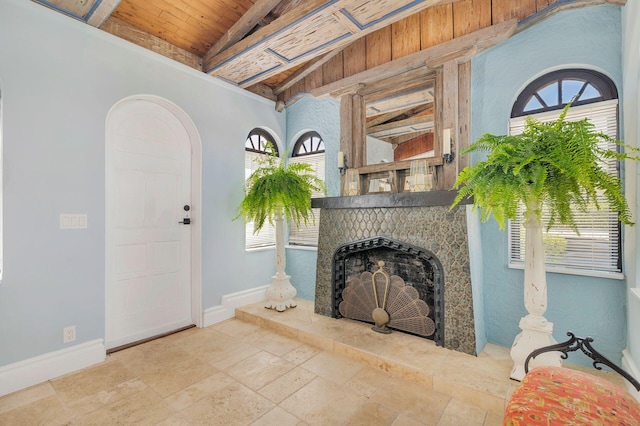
[451,102,640,380]
[237,149,325,231]
[451,103,637,230]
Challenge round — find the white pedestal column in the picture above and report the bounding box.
[264,214,297,312]
[510,205,561,380]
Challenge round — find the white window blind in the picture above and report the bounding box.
[508,100,621,275]
[245,151,276,249]
[288,153,325,246]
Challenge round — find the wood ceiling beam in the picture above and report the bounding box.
[245,83,278,102]
[101,17,202,71]
[204,0,461,84]
[309,19,517,99]
[203,0,284,65]
[87,0,121,27]
[272,43,352,96]
[272,0,309,16]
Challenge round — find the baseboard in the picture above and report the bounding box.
[622,349,640,401]
[202,285,268,327]
[0,339,105,397]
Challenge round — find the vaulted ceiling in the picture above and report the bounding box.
[32,0,624,143]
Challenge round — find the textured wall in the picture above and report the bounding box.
[471,4,626,365]
[315,206,476,355]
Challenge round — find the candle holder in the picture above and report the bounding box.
[344,168,360,196]
[408,159,433,192]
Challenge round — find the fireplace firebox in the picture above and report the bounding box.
[332,237,445,347]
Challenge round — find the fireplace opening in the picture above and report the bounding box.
[332,236,445,347]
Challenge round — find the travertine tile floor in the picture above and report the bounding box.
[1,298,620,425]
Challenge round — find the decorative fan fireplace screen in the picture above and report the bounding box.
[332,237,444,347]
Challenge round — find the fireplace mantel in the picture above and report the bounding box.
[311,190,473,210]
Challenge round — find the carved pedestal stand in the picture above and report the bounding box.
[264,214,297,312]
[510,206,561,380]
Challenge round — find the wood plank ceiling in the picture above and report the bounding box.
[32,0,624,145]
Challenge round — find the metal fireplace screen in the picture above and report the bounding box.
[339,261,436,337]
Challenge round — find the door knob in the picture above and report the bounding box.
[179,218,191,225]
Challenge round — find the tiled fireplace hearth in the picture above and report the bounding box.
[312,191,476,356]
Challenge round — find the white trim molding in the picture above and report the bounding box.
[622,349,640,402]
[203,285,268,327]
[0,340,105,397]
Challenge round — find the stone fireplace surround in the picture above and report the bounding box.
[312,191,476,356]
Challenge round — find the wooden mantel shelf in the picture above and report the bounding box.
[311,190,472,209]
[357,157,444,175]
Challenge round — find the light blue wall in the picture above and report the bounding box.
[622,1,640,386]
[471,5,626,364]
[0,0,284,366]
[285,96,340,301]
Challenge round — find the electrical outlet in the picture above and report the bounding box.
[63,326,76,343]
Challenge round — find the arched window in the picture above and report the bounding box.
[288,132,325,246]
[508,69,621,276]
[244,129,279,249]
[511,69,617,118]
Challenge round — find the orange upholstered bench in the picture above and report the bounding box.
[504,333,640,426]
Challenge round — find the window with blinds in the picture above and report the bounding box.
[508,99,621,276]
[288,132,325,247]
[244,130,278,250]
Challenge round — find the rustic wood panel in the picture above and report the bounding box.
[392,15,421,59]
[354,95,367,169]
[452,0,492,38]
[305,65,325,92]
[366,26,392,69]
[343,37,368,78]
[323,54,344,86]
[492,0,537,23]
[536,0,557,10]
[310,20,517,99]
[394,134,435,162]
[111,0,255,56]
[441,60,459,188]
[420,4,454,49]
[458,61,471,170]
[358,157,443,174]
[284,79,306,104]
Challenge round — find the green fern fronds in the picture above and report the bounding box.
[236,146,326,233]
[452,103,640,231]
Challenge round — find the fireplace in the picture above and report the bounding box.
[333,236,445,347]
[312,191,476,355]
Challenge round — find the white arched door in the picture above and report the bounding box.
[106,96,200,350]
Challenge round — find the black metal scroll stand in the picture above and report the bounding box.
[524,331,640,391]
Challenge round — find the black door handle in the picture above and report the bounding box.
[179,218,191,225]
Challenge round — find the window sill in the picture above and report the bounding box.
[508,262,625,280]
[246,246,275,253]
[285,245,318,252]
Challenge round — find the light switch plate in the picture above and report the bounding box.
[60,214,88,229]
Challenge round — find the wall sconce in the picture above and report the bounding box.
[338,151,348,175]
[442,128,455,164]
